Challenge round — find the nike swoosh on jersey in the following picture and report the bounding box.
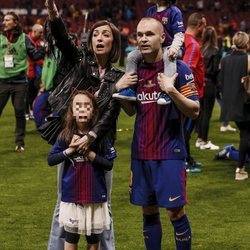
[168,195,181,202]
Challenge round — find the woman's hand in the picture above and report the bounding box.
[157,73,178,94]
[69,135,90,154]
[45,0,59,20]
[45,0,54,8]
[65,135,80,156]
[115,72,138,92]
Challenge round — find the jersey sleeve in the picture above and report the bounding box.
[169,7,185,35]
[183,41,200,72]
[176,61,199,101]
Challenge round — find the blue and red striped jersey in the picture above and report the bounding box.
[131,59,198,160]
[48,140,109,204]
[146,5,185,47]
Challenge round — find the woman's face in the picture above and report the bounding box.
[91,25,114,58]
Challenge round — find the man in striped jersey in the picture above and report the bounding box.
[116,17,199,250]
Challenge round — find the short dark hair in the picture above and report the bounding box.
[87,20,121,63]
[187,12,205,28]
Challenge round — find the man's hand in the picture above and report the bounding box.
[157,73,178,94]
[115,72,138,92]
[167,47,178,61]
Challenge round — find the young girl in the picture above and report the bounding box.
[48,91,116,250]
[113,0,185,105]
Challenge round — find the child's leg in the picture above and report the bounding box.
[156,47,176,105]
[126,49,143,73]
[163,47,177,77]
[86,234,100,250]
[112,49,141,101]
[65,231,80,250]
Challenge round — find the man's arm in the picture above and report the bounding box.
[25,35,45,61]
[183,42,200,72]
[45,0,82,64]
[158,73,200,119]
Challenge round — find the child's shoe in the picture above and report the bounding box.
[157,92,172,105]
[112,88,136,101]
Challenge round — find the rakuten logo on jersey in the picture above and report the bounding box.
[185,73,194,81]
[137,91,160,104]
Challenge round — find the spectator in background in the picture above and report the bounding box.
[220,31,250,180]
[0,12,45,152]
[26,23,44,120]
[182,12,206,172]
[195,26,220,150]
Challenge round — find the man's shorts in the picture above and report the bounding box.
[130,159,187,208]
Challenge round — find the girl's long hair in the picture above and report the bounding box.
[58,90,99,145]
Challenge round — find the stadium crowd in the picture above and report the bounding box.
[0,0,250,249]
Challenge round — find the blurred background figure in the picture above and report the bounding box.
[220,31,250,180]
[26,23,44,120]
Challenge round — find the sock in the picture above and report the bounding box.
[143,213,162,250]
[228,149,239,161]
[171,214,191,250]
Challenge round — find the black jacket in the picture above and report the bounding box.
[49,17,124,149]
[220,50,250,122]
[201,46,220,84]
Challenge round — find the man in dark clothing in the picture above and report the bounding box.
[0,12,45,152]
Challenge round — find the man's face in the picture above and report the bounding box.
[198,17,207,36]
[33,28,43,39]
[72,94,94,123]
[92,25,114,58]
[136,19,165,56]
[3,15,17,31]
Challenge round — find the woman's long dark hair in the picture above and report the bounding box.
[58,90,99,145]
[87,20,121,63]
[201,26,218,52]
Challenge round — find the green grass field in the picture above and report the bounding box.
[0,100,250,250]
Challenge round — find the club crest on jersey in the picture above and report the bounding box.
[144,80,156,88]
[162,17,168,25]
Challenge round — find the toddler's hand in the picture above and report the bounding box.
[167,47,178,61]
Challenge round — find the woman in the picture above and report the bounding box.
[195,26,221,150]
[220,31,250,181]
[45,0,137,249]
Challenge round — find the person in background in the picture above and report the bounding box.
[182,12,206,172]
[0,12,45,152]
[48,91,115,250]
[220,31,250,180]
[26,23,44,120]
[195,26,220,150]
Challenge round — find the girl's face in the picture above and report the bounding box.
[72,94,94,123]
[91,25,114,58]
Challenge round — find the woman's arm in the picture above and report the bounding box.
[45,0,82,64]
